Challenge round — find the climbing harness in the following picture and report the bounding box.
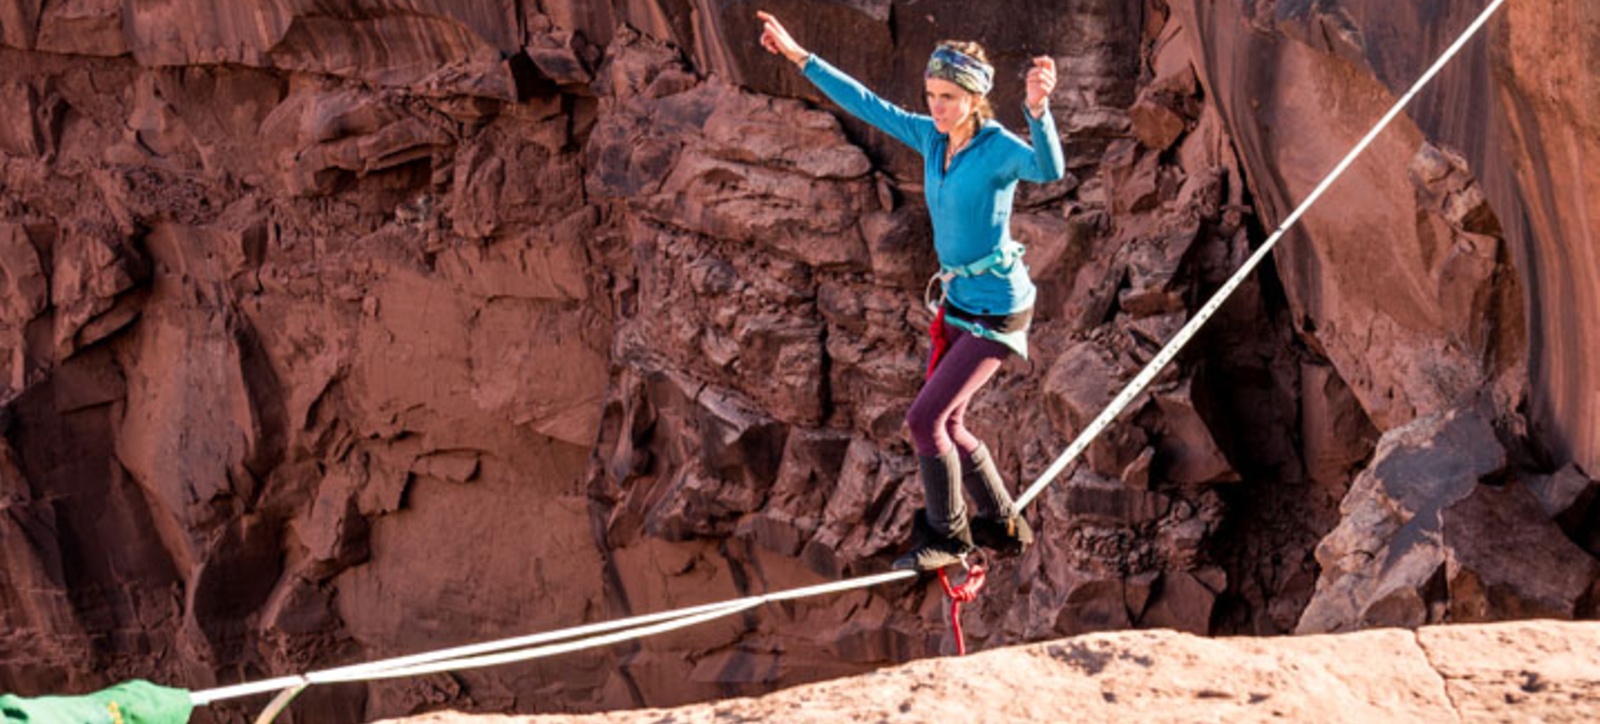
[180,1,1508,720]
[922,238,1026,314]
[924,238,1032,363]
[937,563,988,656]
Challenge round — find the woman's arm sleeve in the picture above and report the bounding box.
[802,55,933,151]
[1016,104,1067,182]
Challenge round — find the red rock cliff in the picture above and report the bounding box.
[0,1,1595,722]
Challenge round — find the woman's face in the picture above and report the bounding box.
[925,77,976,134]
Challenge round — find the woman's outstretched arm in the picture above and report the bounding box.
[1018,56,1065,182]
[758,11,934,152]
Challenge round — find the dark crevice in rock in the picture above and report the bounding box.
[507,50,559,102]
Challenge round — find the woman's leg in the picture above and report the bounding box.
[905,328,1009,535]
[907,328,1009,455]
[960,443,1016,518]
[940,387,1017,519]
[951,406,1032,554]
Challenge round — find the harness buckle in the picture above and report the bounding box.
[923,271,950,314]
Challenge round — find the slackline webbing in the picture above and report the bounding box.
[1017,0,1508,508]
[189,570,916,705]
[187,0,1508,717]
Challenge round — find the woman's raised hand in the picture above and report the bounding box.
[757,11,809,65]
[1025,56,1056,117]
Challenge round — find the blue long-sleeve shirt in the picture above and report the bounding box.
[802,54,1066,316]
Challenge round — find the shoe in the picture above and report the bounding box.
[892,509,975,571]
[970,514,1033,558]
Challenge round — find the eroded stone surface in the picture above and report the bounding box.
[381,621,1600,724]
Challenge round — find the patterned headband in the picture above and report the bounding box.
[925,45,993,96]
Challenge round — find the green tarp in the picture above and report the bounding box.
[0,680,191,724]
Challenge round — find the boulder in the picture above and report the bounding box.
[1128,95,1186,151]
[50,227,148,358]
[860,207,934,291]
[259,85,453,198]
[1128,62,1201,151]
[804,438,916,577]
[0,83,44,157]
[1150,380,1236,485]
[1299,407,1504,632]
[1137,569,1223,634]
[0,224,47,394]
[1043,340,1121,474]
[1443,481,1600,622]
[1300,407,1600,632]
[1523,464,1600,552]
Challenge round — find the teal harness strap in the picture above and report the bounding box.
[923,239,1027,313]
[942,313,1029,360]
[943,238,1025,280]
[922,239,1030,358]
[919,239,1031,357]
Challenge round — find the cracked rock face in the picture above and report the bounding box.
[1,1,1598,722]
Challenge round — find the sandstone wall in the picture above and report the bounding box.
[1173,0,1600,633]
[0,1,1596,722]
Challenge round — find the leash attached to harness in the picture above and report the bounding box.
[926,305,950,378]
[936,563,987,655]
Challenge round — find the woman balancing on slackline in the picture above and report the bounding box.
[758,12,1065,571]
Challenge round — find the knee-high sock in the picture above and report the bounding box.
[961,443,1015,518]
[919,451,966,536]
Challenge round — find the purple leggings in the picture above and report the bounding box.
[906,325,1010,457]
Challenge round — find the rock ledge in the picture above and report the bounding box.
[384,619,1600,723]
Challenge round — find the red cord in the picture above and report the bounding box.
[926,306,949,379]
[936,564,986,656]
